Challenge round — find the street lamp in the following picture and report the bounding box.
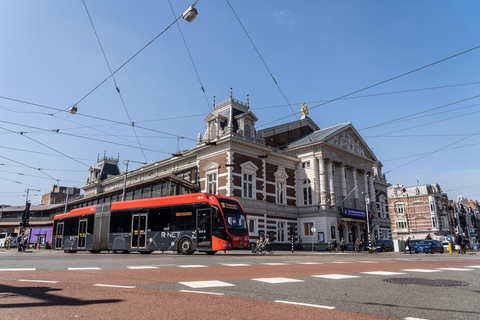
[182,5,198,22]
[122,160,147,201]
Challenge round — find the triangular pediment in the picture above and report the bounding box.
[240,161,259,171]
[325,127,377,161]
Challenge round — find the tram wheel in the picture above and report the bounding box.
[179,238,194,255]
[64,250,77,253]
[89,250,101,254]
[205,251,217,255]
[140,250,153,254]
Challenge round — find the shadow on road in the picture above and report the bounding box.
[0,284,122,308]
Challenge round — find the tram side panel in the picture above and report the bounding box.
[92,203,111,252]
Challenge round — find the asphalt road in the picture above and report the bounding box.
[1,249,479,320]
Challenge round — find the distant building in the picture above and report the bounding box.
[449,196,479,244]
[388,183,451,241]
[41,185,82,205]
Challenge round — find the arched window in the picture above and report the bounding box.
[303,179,312,205]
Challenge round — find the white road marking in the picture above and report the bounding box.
[465,265,480,268]
[18,279,59,283]
[405,317,429,320]
[68,267,101,270]
[94,284,136,289]
[178,265,208,268]
[361,271,406,275]
[401,269,443,273]
[329,261,349,264]
[179,280,235,288]
[296,262,323,265]
[252,277,304,284]
[0,268,36,271]
[127,266,158,269]
[220,263,252,267]
[275,300,335,310]
[261,263,288,266]
[436,268,474,271]
[312,274,361,280]
[358,261,378,263]
[179,290,224,295]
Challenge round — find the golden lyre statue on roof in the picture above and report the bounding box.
[301,102,309,117]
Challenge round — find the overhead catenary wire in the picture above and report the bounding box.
[258,45,480,128]
[366,108,480,139]
[385,127,480,174]
[226,0,298,121]
[251,80,480,110]
[168,0,211,112]
[0,126,90,168]
[82,0,148,163]
[0,120,175,155]
[70,9,186,109]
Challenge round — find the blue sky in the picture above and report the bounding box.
[1,0,480,206]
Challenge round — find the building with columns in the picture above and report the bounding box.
[71,95,391,250]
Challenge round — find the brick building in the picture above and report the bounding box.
[388,183,452,241]
[4,95,391,250]
[81,96,391,249]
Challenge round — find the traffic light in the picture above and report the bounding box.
[289,224,297,242]
[22,202,31,229]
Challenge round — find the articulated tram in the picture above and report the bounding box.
[52,193,249,255]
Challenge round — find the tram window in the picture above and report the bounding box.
[173,205,195,231]
[64,218,78,236]
[149,207,171,231]
[110,211,131,233]
[87,215,94,234]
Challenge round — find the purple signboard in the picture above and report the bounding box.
[343,207,370,219]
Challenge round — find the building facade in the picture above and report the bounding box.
[2,96,392,250]
[388,183,451,241]
[41,185,82,205]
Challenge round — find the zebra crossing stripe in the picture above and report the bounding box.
[275,300,335,310]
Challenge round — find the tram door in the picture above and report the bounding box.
[55,222,64,249]
[78,219,87,249]
[197,209,212,247]
[131,214,147,249]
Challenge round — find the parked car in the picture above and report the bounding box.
[414,240,444,254]
[370,240,394,252]
[441,241,451,251]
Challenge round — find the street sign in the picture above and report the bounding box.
[446,236,452,242]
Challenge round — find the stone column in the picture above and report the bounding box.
[314,157,320,205]
[340,163,347,204]
[319,157,327,206]
[352,167,359,208]
[327,159,335,206]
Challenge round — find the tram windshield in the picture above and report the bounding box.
[218,199,247,235]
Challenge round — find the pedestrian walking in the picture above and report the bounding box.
[5,235,11,250]
[340,237,346,252]
[455,232,464,255]
[355,238,361,252]
[461,236,467,255]
[404,237,412,254]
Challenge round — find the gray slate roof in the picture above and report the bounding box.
[284,122,350,149]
